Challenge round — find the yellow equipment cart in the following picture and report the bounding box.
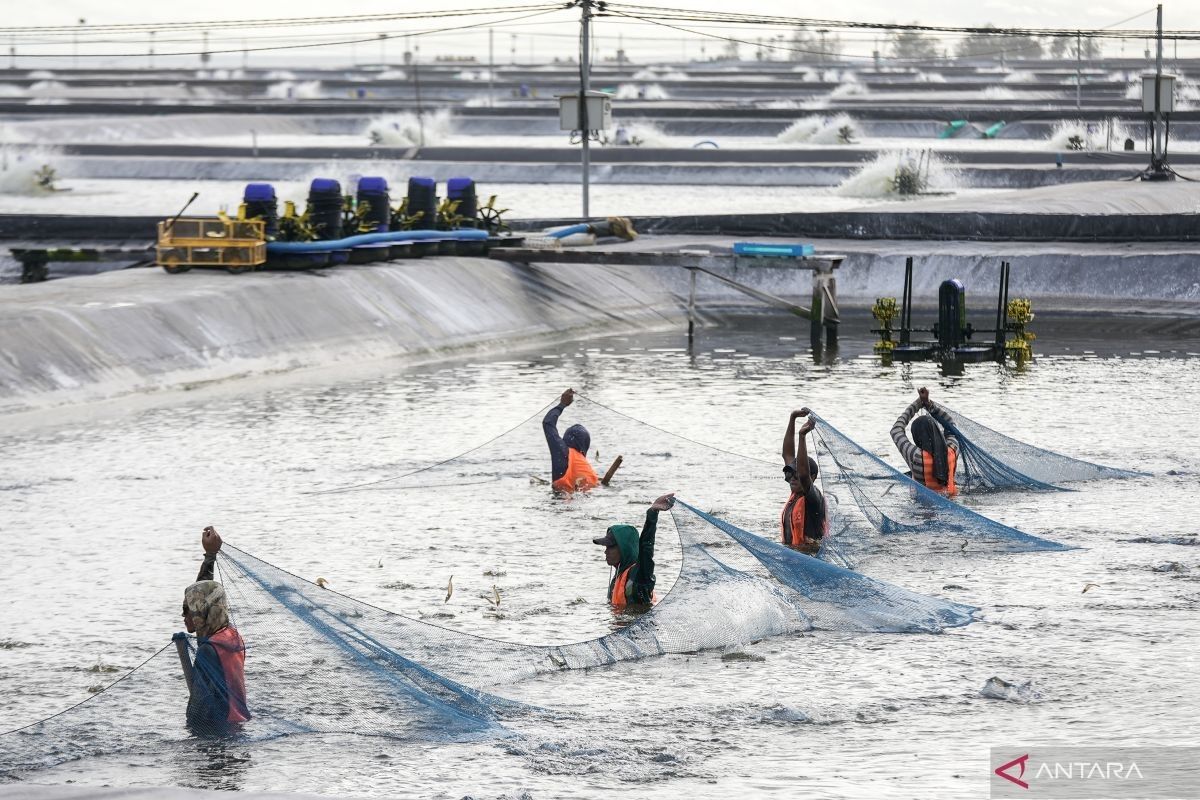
[156,217,267,274]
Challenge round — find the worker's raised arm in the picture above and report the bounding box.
[782,408,810,466]
[543,389,573,481]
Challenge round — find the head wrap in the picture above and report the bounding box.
[562,423,591,455]
[911,415,950,485]
[184,580,231,639]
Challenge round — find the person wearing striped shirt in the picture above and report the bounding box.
[890,387,960,495]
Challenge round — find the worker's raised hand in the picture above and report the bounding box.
[918,387,930,407]
[560,388,575,407]
[202,526,223,555]
[650,492,676,512]
[799,418,816,435]
[791,407,811,419]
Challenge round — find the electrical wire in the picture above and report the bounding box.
[0,5,567,35]
[11,7,571,59]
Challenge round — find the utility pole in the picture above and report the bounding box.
[148,31,155,69]
[379,33,387,66]
[1080,31,1089,110]
[74,18,85,69]
[579,0,593,218]
[201,30,210,69]
[1153,3,1164,171]
[488,28,495,107]
[414,44,424,147]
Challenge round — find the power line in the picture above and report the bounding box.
[0,5,567,35]
[603,3,1199,38]
[11,7,570,59]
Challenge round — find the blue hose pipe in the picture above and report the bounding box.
[266,228,488,254]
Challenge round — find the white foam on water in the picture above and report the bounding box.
[266,80,323,100]
[777,113,860,145]
[632,67,688,81]
[835,149,963,197]
[365,109,453,147]
[0,144,65,195]
[1002,70,1036,83]
[615,83,669,100]
[829,79,868,99]
[981,86,1016,100]
[1047,118,1136,151]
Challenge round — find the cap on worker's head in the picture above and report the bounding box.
[592,529,618,548]
[782,457,819,480]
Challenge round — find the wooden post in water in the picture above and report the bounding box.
[687,269,697,343]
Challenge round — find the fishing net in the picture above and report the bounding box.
[809,413,1071,564]
[938,405,1144,491]
[2,397,979,777]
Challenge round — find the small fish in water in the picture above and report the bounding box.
[482,585,501,607]
[316,577,329,589]
[445,575,454,603]
[960,540,969,552]
[548,653,567,668]
[376,559,383,569]
[1082,583,1100,593]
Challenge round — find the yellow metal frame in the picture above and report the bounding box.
[156,218,267,270]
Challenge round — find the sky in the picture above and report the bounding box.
[5,1,1195,68]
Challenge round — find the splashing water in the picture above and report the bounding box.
[607,121,672,147]
[829,79,868,99]
[615,83,669,100]
[632,67,688,81]
[1048,119,1135,151]
[1001,70,1036,83]
[777,113,859,145]
[0,144,65,195]
[980,86,1016,101]
[266,81,323,100]
[366,109,453,147]
[835,150,963,198]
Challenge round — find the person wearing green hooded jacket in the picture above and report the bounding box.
[592,493,675,609]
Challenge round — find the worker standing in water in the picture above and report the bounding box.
[593,493,676,610]
[182,526,250,735]
[543,388,600,493]
[780,408,827,554]
[891,387,960,495]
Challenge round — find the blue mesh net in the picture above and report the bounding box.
[2,505,974,778]
[3,399,995,777]
[938,405,1145,491]
[809,413,1072,565]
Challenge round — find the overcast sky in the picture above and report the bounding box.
[8,1,1193,68]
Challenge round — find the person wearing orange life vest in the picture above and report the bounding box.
[592,493,676,609]
[182,526,250,736]
[781,408,828,555]
[543,388,599,494]
[890,387,960,496]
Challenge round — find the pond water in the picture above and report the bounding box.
[2,311,1198,798]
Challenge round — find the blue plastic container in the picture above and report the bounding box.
[733,242,815,258]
